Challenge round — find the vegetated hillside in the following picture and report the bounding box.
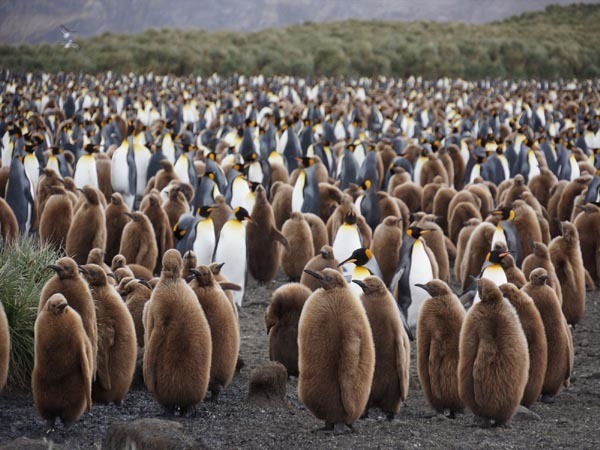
[0,0,595,44]
[0,4,599,78]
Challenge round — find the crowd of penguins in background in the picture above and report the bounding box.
[0,71,599,432]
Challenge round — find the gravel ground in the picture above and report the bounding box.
[1,270,600,449]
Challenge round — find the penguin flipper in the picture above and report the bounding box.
[338,333,364,420]
[219,281,242,291]
[96,323,115,392]
[271,227,289,250]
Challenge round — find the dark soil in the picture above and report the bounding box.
[1,271,600,449]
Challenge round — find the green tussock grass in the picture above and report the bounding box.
[0,237,61,391]
[1,4,600,78]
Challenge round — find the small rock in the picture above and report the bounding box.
[0,438,60,450]
[102,418,205,450]
[579,339,589,347]
[246,361,288,408]
[513,406,541,421]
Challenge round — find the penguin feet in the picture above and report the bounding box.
[181,405,197,418]
[312,422,335,433]
[471,416,494,428]
[443,409,456,419]
[45,418,56,434]
[208,387,221,403]
[386,412,395,421]
[541,394,556,404]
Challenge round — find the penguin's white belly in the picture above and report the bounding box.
[499,156,510,180]
[230,178,251,210]
[569,156,580,181]
[469,164,481,184]
[528,153,540,179]
[473,264,507,305]
[214,221,247,307]
[174,157,191,184]
[24,157,40,192]
[134,148,151,195]
[333,224,362,274]
[74,156,98,189]
[414,156,427,185]
[111,147,130,192]
[354,195,364,217]
[46,157,62,178]
[407,241,434,329]
[247,163,263,184]
[491,226,507,249]
[292,171,305,212]
[193,219,216,266]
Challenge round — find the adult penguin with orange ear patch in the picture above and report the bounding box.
[416,280,465,416]
[80,264,137,404]
[292,156,321,216]
[299,268,375,431]
[499,283,547,408]
[458,278,529,426]
[66,185,106,266]
[119,211,159,274]
[247,184,288,284]
[392,225,436,334]
[354,276,410,421]
[355,179,381,232]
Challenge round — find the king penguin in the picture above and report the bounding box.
[5,155,35,235]
[74,144,99,189]
[338,247,383,298]
[292,156,320,216]
[463,244,511,307]
[332,210,364,275]
[111,135,137,210]
[192,206,216,266]
[23,141,40,194]
[213,206,252,308]
[490,205,521,265]
[393,225,435,333]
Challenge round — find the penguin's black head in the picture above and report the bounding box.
[197,206,214,218]
[207,152,217,161]
[173,222,188,240]
[84,143,98,154]
[360,179,373,191]
[406,226,431,239]
[486,248,510,264]
[343,210,357,225]
[491,205,515,221]
[338,248,372,267]
[234,206,252,222]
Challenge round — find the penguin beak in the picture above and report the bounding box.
[107,272,117,280]
[57,302,68,313]
[303,269,323,281]
[414,283,430,295]
[491,210,503,216]
[575,204,585,210]
[139,279,152,289]
[499,252,510,258]
[540,275,550,282]
[124,212,134,219]
[351,279,368,292]
[337,257,356,267]
[189,268,200,276]
[47,264,63,274]
[78,266,88,275]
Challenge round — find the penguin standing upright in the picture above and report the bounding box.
[213,207,252,308]
[355,180,381,232]
[490,206,521,265]
[23,141,40,194]
[5,155,35,235]
[74,144,99,189]
[332,210,363,275]
[393,225,435,333]
[111,136,137,210]
[192,206,216,266]
[338,247,383,298]
[292,157,320,216]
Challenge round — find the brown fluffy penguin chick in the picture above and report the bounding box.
[416,280,465,416]
[39,185,72,250]
[143,250,212,413]
[300,245,342,291]
[0,197,18,244]
[271,181,293,230]
[155,160,179,192]
[371,216,403,286]
[189,265,240,400]
[86,248,112,276]
[247,185,288,284]
[499,253,527,288]
[182,250,197,281]
[164,187,189,229]
[122,279,152,347]
[454,218,481,282]
[356,276,410,420]
[281,212,314,281]
[417,217,450,283]
[303,212,328,255]
[40,257,98,377]
[499,283,547,407]
[80,264,136,404]
[448,200,482,245]
[574,203,600,284]
[548,222,586,325]
[142,192,174,273]
[521,242,562,304]
[458,279,529,426]
[298,268,375,430]
[208,262,241,321]
[0,301,9,392]
[66,185,107,265]
[32,294,93,430]
[210,195,233,239]
[459,222,496,290]
[104,193,131,264]
[119,211,159,274]
[111,254,154,281]
[36,168,64,219]
[522,268,573,398]
[264,283,311,377]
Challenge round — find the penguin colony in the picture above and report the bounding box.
[0,73,598,431]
